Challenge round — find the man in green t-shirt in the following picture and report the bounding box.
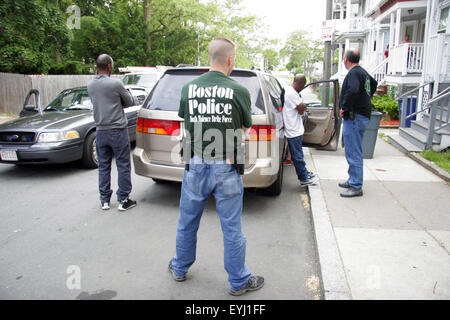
[169,37,264,296]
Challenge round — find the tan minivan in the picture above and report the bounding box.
[133,66,340,196]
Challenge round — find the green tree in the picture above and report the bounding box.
[282,30,323,81]
[0,0,71,73]
[199,0,262,69]
[1,0,282,74]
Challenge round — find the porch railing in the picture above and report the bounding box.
[334,17,370,34]
[398,84,450,150]
[370,58,389,84]
[423,34,450,84]
[388,43,425,75]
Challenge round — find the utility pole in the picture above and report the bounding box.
[323,0,333,80]
[143,0,152,66]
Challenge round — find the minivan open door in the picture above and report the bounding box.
[300,79,340,151]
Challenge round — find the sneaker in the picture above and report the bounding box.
[118,197,137,211]
[228,275,264,296]
[300,175,319,187]
[168,260,186,282]
[101,202,110,210]
[307,171,318,179]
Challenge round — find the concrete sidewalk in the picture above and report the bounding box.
[304,130,450,300]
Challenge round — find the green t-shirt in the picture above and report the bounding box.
[178,71,252,161]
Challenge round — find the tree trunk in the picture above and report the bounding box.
[143,0,152,66]
[56,49,61,64]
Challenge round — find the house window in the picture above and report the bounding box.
[439,6,449,33]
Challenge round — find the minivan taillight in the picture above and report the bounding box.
[137,118,180,136]
[247,125,275,141]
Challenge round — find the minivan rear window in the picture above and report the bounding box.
[144,71,265,115]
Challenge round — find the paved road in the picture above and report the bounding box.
[0,155,322,300]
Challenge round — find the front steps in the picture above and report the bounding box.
[387,106,449,152]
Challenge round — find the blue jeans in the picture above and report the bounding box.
[343,114,370,189]
[287,135,309,181]
[96,128,132,203]
[172,156,251,290]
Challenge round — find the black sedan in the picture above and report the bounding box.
[0,86,147,168]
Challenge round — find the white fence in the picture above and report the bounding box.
[0,73,122,115]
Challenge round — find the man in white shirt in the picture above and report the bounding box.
[282,74,318,187]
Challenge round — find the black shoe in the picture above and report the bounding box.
[338,181,350,188]
[340,187,363,198]
[118,197,137,211]
[228,275,264,296]
[168,260,186,282]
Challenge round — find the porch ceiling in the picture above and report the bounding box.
[374,1,428,24]
[333,32,366,43]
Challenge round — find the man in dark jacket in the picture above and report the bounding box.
[87,54,137,211]
[339,49,377,197]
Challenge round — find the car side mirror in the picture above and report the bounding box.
[23,89,42,115]
[24,104,38,112]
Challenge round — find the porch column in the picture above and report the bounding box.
[340,0,344,20]
[347,0,352,21]
[389,12,395,48]
[376,28,381,63]
[338,43,343,76]
[395,8,402,46]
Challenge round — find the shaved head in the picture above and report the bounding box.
[294,74,306,86]
[293,74,307,92]
[208,38,236,67]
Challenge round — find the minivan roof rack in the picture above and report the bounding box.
[176,64,194,68]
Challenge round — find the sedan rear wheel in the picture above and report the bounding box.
[82,131,98,169]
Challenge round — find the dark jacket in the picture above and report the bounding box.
[339,65,377,119]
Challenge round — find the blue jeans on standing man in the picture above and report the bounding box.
[287,135,309,182]
[96,128,132,203]
[171,156,252,291]
[343,113,370,189]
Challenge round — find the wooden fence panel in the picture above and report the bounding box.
[0,73,122,115]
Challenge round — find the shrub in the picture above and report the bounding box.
[47,61,93,75]
[372,95,399,120]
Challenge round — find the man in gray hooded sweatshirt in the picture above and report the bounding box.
[87,54,137,211]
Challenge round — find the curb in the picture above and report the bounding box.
[408,152,450,183]
[304,149,351,300]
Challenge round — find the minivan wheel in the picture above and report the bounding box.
[82,131,98,169]
[265,159,283,196]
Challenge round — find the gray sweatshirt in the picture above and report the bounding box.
[87,75,134,130]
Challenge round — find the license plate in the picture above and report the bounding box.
[0,149,18,161]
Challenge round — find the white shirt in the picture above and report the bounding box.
[282,85,304,138]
